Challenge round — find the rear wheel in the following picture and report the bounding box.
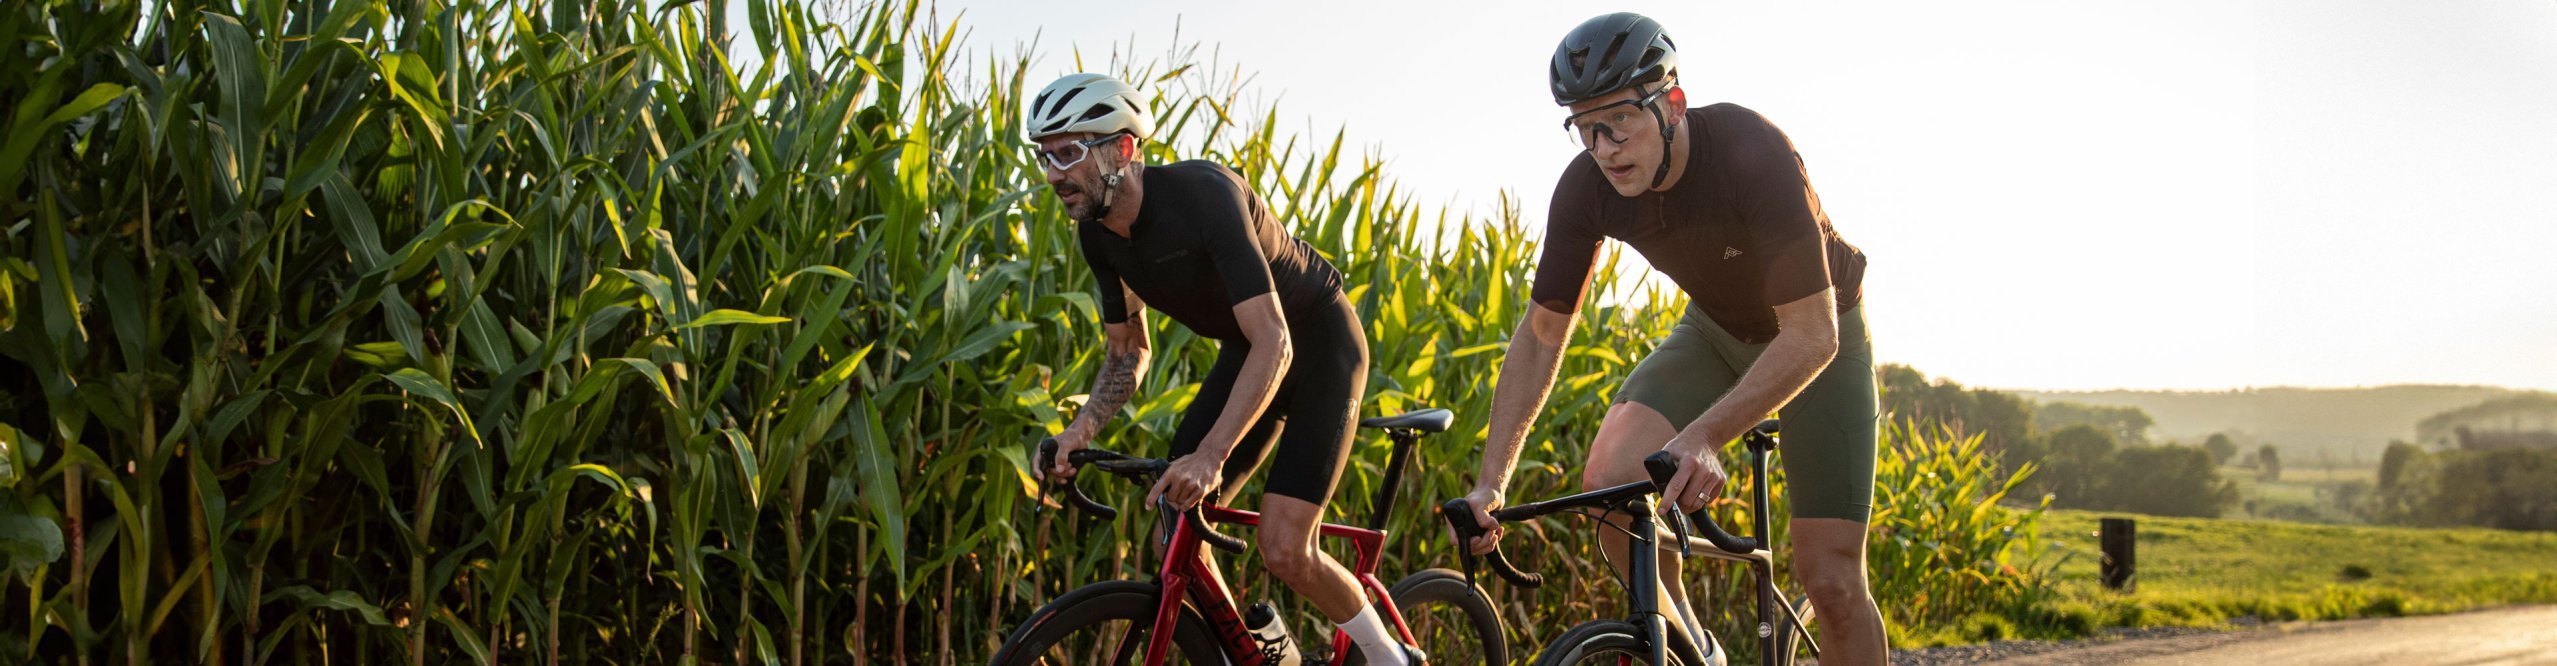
[990,580,1224,665]
[1354,568,1506,665]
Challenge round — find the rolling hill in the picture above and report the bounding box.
[2012,385,2545,461]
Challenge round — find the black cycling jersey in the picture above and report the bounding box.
[1071,160,1366,505]
[1077,161,1345,340]
[1532,103,1866,344]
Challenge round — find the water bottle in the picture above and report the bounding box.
[1242,601,1303,666]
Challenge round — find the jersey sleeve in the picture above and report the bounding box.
[1192,170,1281,307]
[1530,158,1607,314]
[1719,106,1833,306]
[1077,222,1131,324]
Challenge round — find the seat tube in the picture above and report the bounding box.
[1368,431,1418,531]
[1627,495,1669,666]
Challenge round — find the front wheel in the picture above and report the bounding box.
[989,580,1224,665]
[1531,620,1668,666]
[1768,592,1818,666]
[1363,568,1506,665]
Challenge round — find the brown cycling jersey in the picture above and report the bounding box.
[1531,103,1866,344]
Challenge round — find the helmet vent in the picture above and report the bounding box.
[1597,33,1629,76]
[1043,87,1088,118]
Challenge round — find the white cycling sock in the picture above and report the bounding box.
[1338,604,1404,666]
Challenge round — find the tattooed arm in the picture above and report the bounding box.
[1049,287,1151,480]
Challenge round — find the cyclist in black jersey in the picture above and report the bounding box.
[1026,73,1415,665]
[1456,14,1890,666]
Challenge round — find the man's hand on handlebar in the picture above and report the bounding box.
[1658,434,1730,515]
[1457,486,1507,555]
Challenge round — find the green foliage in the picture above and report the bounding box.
[2418,448,2557,531]
[1866,422,2053,633]
[2203,432,2239,464]
[2098,445,2239,518]
[1879,364,2036,454]
[0,0,2061,661]
[2031,510,2557,638]
[2414,392,2557,445]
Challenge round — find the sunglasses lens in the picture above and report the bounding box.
[1040,142,1089,171]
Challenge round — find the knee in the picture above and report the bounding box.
[1795,557,1873,607]
[1257,534,1317,582]
[1580,443,1647,492]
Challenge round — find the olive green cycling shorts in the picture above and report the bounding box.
[1615,305,1879,522]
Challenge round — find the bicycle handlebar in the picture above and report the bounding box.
[1445,422,1788,588]
[1440,498,1544,589]
[1642,451,1760,555]
[1036,438,1248,555]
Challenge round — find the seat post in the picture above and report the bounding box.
[1368,430,1420,531]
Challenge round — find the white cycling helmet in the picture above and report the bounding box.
[1025,73,1154,142]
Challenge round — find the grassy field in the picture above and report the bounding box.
[1924,510,2557,645]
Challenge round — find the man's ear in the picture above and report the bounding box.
[1664,86,1688,122]
[1119,134,1140,159]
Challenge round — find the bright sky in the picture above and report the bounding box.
[915,0,2557,392]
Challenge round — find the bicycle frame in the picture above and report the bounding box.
[1065,424,1441,665]
[1142,505,1419,665]
[1447,421,1818,665]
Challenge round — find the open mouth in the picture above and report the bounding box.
[1603,163,1639,181]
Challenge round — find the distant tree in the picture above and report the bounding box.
[2204,433,2239,465]
[2257,444,2282,482]
[2423,448,2557,531]
[2036,400,2157,444]
[1880,364,2036,462]
[2101,444,2242,517]
[2042,425,2119,505]
[2376,441,2426,490]
[2324,479,2372,517]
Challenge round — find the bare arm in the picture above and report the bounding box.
[1051,287,1150,478]
[1686,287,1839,445]
[1147,293,1291,507]
[1473,303,1579,496]
[1190,293,1292,463]
[1661,287,1840,511]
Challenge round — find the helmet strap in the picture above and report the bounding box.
[1648,102,1678,190]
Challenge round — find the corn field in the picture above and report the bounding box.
[0,0,2047,663]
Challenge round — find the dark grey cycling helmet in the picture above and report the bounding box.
[1549,12,1678,106]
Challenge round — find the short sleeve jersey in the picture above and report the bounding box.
[1076,161,1345,340]
[1531,103,1867,344]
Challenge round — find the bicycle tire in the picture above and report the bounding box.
[1768,592,1816,666]
[989,580,1224,665]
[1531,620,1665,665]
[1344,568,1507,666]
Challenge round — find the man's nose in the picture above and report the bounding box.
[1591,137,1624,163]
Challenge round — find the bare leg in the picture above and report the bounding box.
[1793,518,1887,665]
[1583,402,1706,645]
[1257,495,1368,621]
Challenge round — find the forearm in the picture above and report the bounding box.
[1193,343,1290,461]
[1682,327,1836,445]
[1477,313,1574,494]
[1067,347,1149,435]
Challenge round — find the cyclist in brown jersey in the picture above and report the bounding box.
[1456,13,1889,666]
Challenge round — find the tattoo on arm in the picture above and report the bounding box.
[1075,349,1146,429]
